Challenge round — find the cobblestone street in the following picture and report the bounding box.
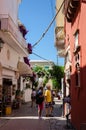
[0,98,75,130]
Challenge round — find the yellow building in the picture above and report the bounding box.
[55,0,65,57]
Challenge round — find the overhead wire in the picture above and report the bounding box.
[32,52,52,62]
[32,0,64,48]
[32,51,53,66]
[48,0,54,18]
[48,0,56,28]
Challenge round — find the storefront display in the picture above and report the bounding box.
[2,78,12,115]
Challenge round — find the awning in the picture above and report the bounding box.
[17,61,33,76]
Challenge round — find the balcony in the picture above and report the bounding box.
[58,49,66,57]
[64,0,80,22]
[55,26,65,50]
[0,14,28,55]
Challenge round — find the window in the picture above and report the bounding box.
[74,30,80,87]
[75,62,80,87]
[74,30,79,49]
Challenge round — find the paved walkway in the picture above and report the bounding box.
[0,98,75,130]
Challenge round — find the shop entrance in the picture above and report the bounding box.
[2,78,12,115]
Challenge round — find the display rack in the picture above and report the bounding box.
[2,85,11,115]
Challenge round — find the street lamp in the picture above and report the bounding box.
[0,38,4,52]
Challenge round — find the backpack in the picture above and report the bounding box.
[36,90,44,104]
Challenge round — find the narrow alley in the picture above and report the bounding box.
[0,98,74,130]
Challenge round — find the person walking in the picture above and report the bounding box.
[38,75,43,89]
[31,88,36,107]
[36,87,44,118]
[44,83,53,117]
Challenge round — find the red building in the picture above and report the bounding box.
[64,0,86,129]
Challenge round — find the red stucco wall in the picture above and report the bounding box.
[65,2,86,130]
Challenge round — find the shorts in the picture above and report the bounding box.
[38,102,43,110]
[45,102,52,108]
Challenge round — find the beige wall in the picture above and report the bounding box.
[0,42,26,85]
[0,44,23,69]
[56,0,64,27]
[0,0,20,26]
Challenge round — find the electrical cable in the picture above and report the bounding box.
[48,0,55,27]
[32,0,64,48]
[32,52,52,63]
[48,0,54,18]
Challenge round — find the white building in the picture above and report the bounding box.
[0,0,32,114]
[30,60,55,70]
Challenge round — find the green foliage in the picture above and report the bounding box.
[33,65,46,77]
[43,76,48,87]
[25,83,30,89]
[33,65,43,72]
[16,89,24,96]
[49,65,64,90]
[52,78,60,90]
[33,81,38,88]
[32,65,50,87]
[32,64,64,90]
[16,89,21,96]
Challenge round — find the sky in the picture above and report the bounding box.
[18,0,64,66]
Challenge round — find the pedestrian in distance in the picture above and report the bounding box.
[63,95,71,119]
[63,94,71,128]
[36,87,44,118]
[38,75,43,89]
[51,90,56,114]
[31,88,36,107]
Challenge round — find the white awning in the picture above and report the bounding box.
[17,61,33,76]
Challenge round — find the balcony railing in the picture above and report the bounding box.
[0,14,27,49]
[64,0,70,15]
[64,0,80,22]
[58,49,66,57]
[55,26,65,49]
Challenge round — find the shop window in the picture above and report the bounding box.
[2,78,12,106]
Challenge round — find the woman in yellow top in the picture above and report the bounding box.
[44,83,53,117]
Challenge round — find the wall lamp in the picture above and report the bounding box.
[0,38,4,52]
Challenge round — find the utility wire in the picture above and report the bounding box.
[48,0,55,27]
[32,0,64,48]
[32,52,52,63]
[48,0,54,18]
